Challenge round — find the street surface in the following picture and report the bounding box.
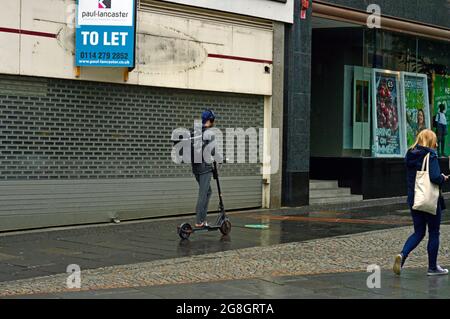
[1,199,450,298]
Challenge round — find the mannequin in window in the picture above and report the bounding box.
[435,103,448,157]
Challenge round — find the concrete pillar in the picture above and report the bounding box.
[282,0,312,206]
[269,21,285,209]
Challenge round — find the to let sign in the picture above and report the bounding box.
[76,0,136,67]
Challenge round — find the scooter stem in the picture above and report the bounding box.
[213,161,225,213]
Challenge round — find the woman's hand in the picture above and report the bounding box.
[442,174,449,182]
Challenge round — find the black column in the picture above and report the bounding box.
[282,0,312,206]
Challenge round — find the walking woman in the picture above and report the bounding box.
[393,129,449,276]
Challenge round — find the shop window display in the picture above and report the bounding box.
[341,29,449,158]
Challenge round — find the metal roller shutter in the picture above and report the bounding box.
[0,74,264,232]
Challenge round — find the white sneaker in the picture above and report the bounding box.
[427,265,449,276]
[393,254,404,275]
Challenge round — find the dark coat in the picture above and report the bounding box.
[190,127,221,175]
[406,145,446,212]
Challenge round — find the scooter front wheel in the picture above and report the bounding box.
[220,220,231,235]
[178,223,192,239]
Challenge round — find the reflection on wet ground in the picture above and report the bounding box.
[0,202,449,282]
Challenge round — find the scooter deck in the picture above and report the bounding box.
[191,225,221,232]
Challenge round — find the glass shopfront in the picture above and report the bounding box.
[311,17,450,159]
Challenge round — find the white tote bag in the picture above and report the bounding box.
[412,153,440,215]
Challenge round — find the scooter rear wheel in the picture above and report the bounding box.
[178,223,192,239]
[220,220,231,235]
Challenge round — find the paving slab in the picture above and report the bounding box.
[2,202,444,283]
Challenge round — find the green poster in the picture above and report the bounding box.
[433,74,450,155]
[402,73,430,148]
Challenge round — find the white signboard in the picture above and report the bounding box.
[160,0,294,23]
[76,0,136,67]
[77,0,134,26]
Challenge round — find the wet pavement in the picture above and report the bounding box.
[0,199,450,284]
[12,268,450,299]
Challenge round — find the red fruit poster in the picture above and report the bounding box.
[372,70,405,157]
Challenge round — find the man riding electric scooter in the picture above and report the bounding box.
[192,109,219,228]
[176,109,231,239]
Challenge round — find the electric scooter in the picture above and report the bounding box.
[177,161,231,239]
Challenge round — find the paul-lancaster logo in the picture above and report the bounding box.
[98,0,112,9]
[81,0,128,19]
[81,10,128,18]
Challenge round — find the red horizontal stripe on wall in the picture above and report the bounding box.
[0,27,57,39]
[208,53,273,64]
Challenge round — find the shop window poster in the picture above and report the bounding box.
[372,69,406,158]
[401,73,430,148]
[432,74,450,156]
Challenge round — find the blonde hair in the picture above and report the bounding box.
[410,129,437,150]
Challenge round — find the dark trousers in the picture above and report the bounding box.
[437,124,447,156]
[438,135,446,157]
[401,209,441,270]
[194,172,212,224]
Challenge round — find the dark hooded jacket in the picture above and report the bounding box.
[405,145,446,212]
[190,126,222,175]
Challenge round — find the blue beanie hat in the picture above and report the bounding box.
[201,109,216,125]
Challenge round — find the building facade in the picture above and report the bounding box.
[0,0,292,231]
[1,0,449,231]
[283,0,450,205]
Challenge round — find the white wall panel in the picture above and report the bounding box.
[0,0,273,95]
[0,0,20,74]
[159,0,294,23]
